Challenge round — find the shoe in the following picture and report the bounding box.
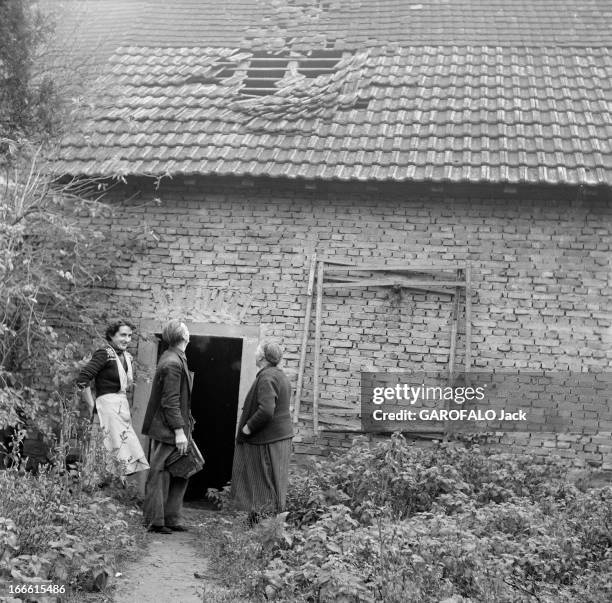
[147,525,172,534]
[167,525,188,532]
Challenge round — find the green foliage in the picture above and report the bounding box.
[209,435,612,602]
[286,435,570,524]
[0,0,139,444]
[0,0,59,143]
[0,145,133,442]
[0,432,142,595]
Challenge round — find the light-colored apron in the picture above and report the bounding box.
[95,349,149,475]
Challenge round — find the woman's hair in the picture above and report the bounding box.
[105,320,135,341]
[261,341,283,366]
[162,319,189,347]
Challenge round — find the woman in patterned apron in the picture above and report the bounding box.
[77,320,149,477]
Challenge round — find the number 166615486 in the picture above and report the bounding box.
[3,582,67,596]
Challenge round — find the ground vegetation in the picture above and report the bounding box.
[202,435,612,602]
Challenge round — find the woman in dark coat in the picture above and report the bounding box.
[231,341,293,520]
[77,320,149,477]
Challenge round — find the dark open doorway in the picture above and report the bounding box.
[157,334,243,500]
[186,335,242,499]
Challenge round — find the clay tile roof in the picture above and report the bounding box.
[51,0,612,186]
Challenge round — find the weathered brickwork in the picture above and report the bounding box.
[88,176,612,468]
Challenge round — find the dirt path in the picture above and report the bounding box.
[112,507,210,603]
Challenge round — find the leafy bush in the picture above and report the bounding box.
[0,431,143,595]
[0,143,155,459]
[210,434,611,602]
[286,435,571,524]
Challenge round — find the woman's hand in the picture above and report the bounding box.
[241,424,251,436]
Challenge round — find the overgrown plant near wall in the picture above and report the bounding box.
[0,401,143,594]
[1,0,138,449]
[0,143,116,442]
[0,0,104,147]
[206,435,612,602]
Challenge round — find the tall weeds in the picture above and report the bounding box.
[0,402,142,594]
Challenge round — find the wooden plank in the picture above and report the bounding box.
[325,274,372,281]
[323,278,465,289]
[445,284,461,440]
[318,407,362,416]
[323,260,461,271]
[293,253,317,423]
[236,335,260,436]
[326,273,457,284]
[318,428,364,433]
[325,275,456,296]
[132,337,158,439]
[465,263,472,374]
[318,399,362,410]
[318,416,362,429]
[131,336,159,495]
[318,412,361,423]
[448,288,461,384]
[448,284,460,382]
[319,428,445,437]
[312,261,324,433]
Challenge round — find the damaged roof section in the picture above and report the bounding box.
[235,50,371,123]
[50,0,612,187]
[54,44,612,186]
[240,50,343,96]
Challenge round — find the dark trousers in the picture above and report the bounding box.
[143,440,188,527]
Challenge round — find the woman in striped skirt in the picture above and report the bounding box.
[231,342,293,522]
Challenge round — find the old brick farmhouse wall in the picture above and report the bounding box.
[86,175,612,468]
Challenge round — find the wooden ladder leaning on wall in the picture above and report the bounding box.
[292,256,472,434]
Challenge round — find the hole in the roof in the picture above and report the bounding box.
[298,50,343,78]
[238,49,345,96]
[241,51,290,96]
[353,99,370,109]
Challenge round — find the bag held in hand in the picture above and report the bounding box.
[165,440,204,479]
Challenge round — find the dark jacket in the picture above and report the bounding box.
[236,365,293,445]
[76,346,130,396]
[142,348,194,445]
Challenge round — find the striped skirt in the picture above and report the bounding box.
[231,438,292,514]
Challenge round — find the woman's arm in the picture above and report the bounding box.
[81,387,95,416]
[244,376,277,435]
[76,348,108,415]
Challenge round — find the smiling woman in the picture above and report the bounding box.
[76,320,149,478]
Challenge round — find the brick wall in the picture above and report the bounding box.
[88,176,612,468]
